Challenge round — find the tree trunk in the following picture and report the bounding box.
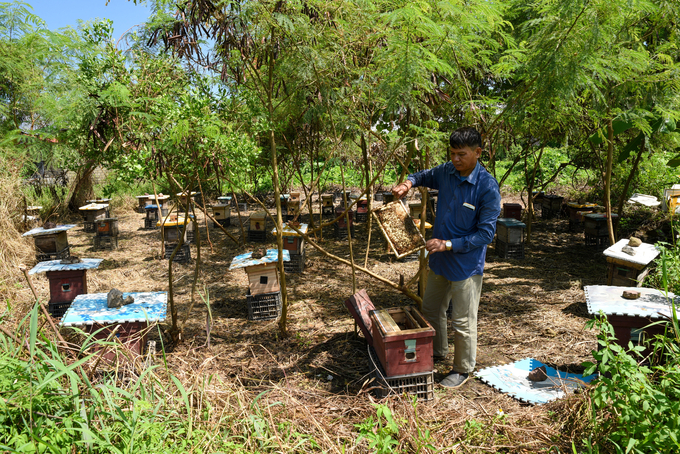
[605,118,615,246]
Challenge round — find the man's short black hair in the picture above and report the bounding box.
[449,127,482,150]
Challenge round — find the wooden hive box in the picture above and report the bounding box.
[322,194,334,207]
[249,211,267,231]
[35,231,69,254]
[496,218,525,244]
[47,269,87,304]
[95,218,119,237]
[370,306,435,377]
[335,205,354,228]
[245,262,280,296]
[409,202,423,219]
[357,197,368,213]
[502,203,522,220]
[211,204,231,220]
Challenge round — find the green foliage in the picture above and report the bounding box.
[582,315,680,453]
[355,403,400,454]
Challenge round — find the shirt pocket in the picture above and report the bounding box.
[455,204,477,231]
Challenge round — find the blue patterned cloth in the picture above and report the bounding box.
[22,224,76,238]
[29,258,103,275]
[475,358,597,405]
[60,292,167,327]
[229,249,290,270]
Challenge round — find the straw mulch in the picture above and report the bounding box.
[7,192,618,452]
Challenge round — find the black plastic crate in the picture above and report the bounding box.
[368,346,434,401]
[144,218,159,230]
[48,301,71,319]
[541,207,559,219]
[186,229,195,243]
[334,224,354,240]
[284,251,305,273]
[212,217,231,228]
[246,290,282,321]
[83,221,97,233]
[37,246,70,262]
[164,243,191,263]
[94,236,118,251]
[496,239,524,259]
[585,232,609,249]
[248,229,267,243]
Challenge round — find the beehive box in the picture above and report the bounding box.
[336,206,354,228]
[272,223,307,254]
[322,194,335,207]
[409,202,423,219]
[370,306,435,377]
[95,218,119,237]
[35,231,69,254]
[502,203,522,220]
[47,269,87,304]
[160,218,189,244]
[211,204,231,221]
[604,239,659,287]
[496,218,525,244]
[245,262,280,296]
[249,211,267,231]
[373,201,426,259]
[584,213,618,236]
[357,196,368,214]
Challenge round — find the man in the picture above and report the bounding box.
[391,127,501,388]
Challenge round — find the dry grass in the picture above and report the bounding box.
[3,188,615,452]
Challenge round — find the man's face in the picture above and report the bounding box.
[450,145,481,177]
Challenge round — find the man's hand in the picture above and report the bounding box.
[391,180,412,199]
[426,238,447,253]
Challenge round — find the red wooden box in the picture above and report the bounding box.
[86,321,149,362]
[336,206,354,228]
[282,236,303,253]
[607,314,667,356]
[46,269,87,304]
[370,306,434,377]
[503,203,522,220]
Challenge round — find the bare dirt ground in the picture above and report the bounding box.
[25,192,617,451]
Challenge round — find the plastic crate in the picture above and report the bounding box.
[36,246,71,262]
[284,250,305,273]
[248,229,267,243]
[368,346,434,401]
[212,217,231,228]
[355,212,368,223]
[334,224,354,240]
[164,243,191,263]
[246,290,282,321]
[48,301,71,319]
[585,232,608,248]
[144,218,159,230]
[83,221,97,233]
[94,236,118,251]
[496,239,524,259]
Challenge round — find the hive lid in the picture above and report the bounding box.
[78,203,108,211]
[272,223,308,236]
[497,218,526,228]
[86,198,112,204]
[584,212,618,220]
[344,289,375,346]
[603,238,659,266]
[22,224,76,237]
[145,205,159,210]
[136,194,151,199]
[210,203,230,208]
[229,248,290,270]
[584,285,676,319]
[60,291,168,326]
[29,258,104,275]
[158,216,192,227]
[176,191,197,197]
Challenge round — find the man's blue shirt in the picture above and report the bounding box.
[407,161,501,282]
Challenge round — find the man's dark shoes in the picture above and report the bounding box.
[440,372,469,388]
